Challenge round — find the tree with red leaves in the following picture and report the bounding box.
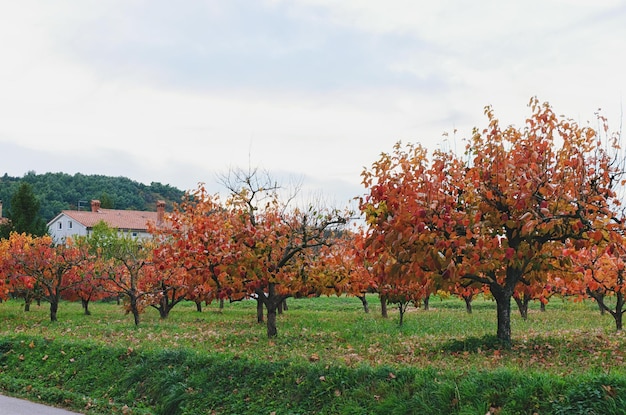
[150,186,245,318]
[361,98,621,344]
[221,168,351,337]
[2,232,82,321]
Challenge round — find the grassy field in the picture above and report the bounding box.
[1,295,625,414]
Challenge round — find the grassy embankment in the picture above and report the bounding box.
[1,295,625,414]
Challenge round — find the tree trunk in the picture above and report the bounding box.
[464,295,473,314]
[587,289,622,331]
[587,288,607,315]
[157,284,171,319]
[132,308,140,326]
[158,306,169,319]
[491,282,514,346]
[357,295,369,313]
[540,302,546,312]
[380,295,388,318]
[263,283,284,337]
[266,304,278,337]
[423,295,430,311]
[398,302,408,326]
[514,295,529,320]
[81,298,91,316]
[276,298,289,314]
[195,301,202,312]
[256,297,264,323]
[130,296,140,326]
[597,293,607,315]
[23,291,34,311]
[157,295,172,319]
[615,292,624,332]
[496,295,512,344]
[49,298,59,322]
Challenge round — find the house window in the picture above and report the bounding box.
[68,221,73,229]
[58,222,62,230]
[132,232,138,237]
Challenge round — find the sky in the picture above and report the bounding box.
[1,0,625,207]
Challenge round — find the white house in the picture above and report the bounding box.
[47,199,166,244]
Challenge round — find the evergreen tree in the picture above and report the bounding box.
[0,221,10,239]
[9,182,48,236]
[100,192,114,209]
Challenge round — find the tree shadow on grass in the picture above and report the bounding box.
[441,334,509,353]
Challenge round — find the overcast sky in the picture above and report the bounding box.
[1,0,624,206]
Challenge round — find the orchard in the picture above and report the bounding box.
[1,98,624,345]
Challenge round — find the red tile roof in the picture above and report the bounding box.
[62,208,158,231]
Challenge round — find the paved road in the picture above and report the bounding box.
[0,395,82,415]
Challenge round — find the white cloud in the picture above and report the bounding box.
[0,0,624,206]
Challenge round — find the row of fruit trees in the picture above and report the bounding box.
[1,98,625,344]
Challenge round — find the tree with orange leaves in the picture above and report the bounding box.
[301,228,379,313]
[361,98,622,344]
[60,255,106,316]
[360,143,466,325]
[0,238,13,302]
[243,200,349,337]
[512,281,548,320]
[64,230,116,316]
[565,237,626,332]
[320,229,378,313]
[221,168,351,337]
[150,185,245,318]
[449,282,484,314]
[2,232,83,321]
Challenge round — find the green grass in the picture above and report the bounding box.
[1,295,625,414]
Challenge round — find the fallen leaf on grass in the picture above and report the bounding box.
[602,385,616,397]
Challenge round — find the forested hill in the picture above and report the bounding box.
[0,172,186,223]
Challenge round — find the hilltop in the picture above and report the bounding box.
[0,171,186,222]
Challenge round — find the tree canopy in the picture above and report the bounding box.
[8,182,48,236]
[359,97,623,344]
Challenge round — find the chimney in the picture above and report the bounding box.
[156,200,166,226]
[91,200,101,212]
